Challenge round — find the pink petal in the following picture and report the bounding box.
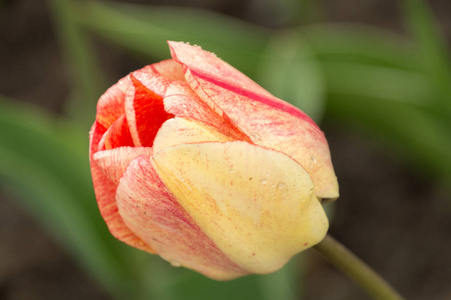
[163,81,249,141]
[115,155,247,280]
[148,59,186,82]
[93,147,153,184]
[89,122,154,253]
[168,41,273,98]
[168,41,317,125]
[131,65,172,98]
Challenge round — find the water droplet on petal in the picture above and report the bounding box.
[260,179,267,185]
[277,182,286,190]
[250,132,262,141]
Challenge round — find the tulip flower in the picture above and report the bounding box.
[89,41,339,280]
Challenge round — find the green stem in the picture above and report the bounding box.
[313,234,404,300]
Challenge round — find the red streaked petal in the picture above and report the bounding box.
[93,147,153,184]
[125,74,174,147]
[116,155,247,280]
[168,41,317,126]
[96,75,129,129]
[168,41,273,98]
[89,122,154,253]
[163,81,249,141]
[131,66,171,98]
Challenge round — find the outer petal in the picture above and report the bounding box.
[89,122,154,253]
[93,147,153,184]
[169,42,338,201]
[152,141,329,274]
[116,155,247,280]
[168,41,273,98]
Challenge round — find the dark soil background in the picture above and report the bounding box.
[1,0,450,299]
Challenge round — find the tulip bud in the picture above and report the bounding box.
[90,41,339,280]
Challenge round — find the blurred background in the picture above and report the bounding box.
[1,0,450,299]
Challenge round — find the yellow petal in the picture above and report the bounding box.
[116,155,247,280]
[153,117,232,155]
[152,141,328,274]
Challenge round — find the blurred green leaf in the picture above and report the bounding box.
[402,0,451,122]
[256,0,323,26]
[257,30,326,122]
[46,0,106,127]
[322,62,436,107]
[258,255,303,300]
[166,254,306,300]
[73,1,270,77]
[402,0,451,81]
[325,92,451,186]
[300,24,420,71]
[171,273,263,300]
[0,96,150,299]
[301,21,451,186]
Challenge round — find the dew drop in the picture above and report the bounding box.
[260,179,268,185]
[170,261,181,267]
[277,182,286,190]
[250,132,262,141]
